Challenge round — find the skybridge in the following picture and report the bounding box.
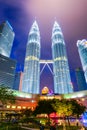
[40,60,54,75]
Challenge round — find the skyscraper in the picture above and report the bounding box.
[52,21,73,94]
[0,54,16,89]
[77,39,87,83]
[0,21,15,57]
[22,21,41,94]
[75,68,87,91]
[13,72,22,90]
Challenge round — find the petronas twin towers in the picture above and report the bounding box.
[22,21,40,94]
[22,21,73,94]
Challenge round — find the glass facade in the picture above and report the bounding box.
[0,21,15,57]
[77,39,87,83]
[0,54,16,89]
[52,21,73,94]
[75,68,87,91]
[22,21,41,94]
[13,72,21,90]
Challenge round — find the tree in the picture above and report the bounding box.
[53,99,73,126]
[54,99,72,116]
[20,108,33,118]
[70,99,86,118]
[53,99,86,126]
[33,99,56,116]
[33,99,56,125]
[0,85,16,106]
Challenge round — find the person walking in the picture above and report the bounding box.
[50,125,56,130]
[40,125,44,130]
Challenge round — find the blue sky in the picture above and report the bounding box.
[0,0,87,91]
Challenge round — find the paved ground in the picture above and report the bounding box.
[21,126,49,130]
[21,126,39,130]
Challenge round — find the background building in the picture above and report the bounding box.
[0,21,15,57]
[13,72,22,90]
[75,68,87,91]
[0,54,16,89]
[19,72,23,91]
[77,39,87,83]
[52,21,73,94]
[22,21,41,94]
[1,89,87,113]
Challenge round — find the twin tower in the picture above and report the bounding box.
[22,21,73,94]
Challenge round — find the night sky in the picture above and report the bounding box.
[0,0,87,92]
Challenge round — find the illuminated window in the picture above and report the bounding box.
[7,105,10,108]
[12,106,16,109]
[17,106,21,109]
[22,106,26,109]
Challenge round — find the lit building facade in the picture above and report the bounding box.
[3,89,87,112]
[77,39,87,83]
[19,72,23,91]
[75,68,87,91]
[0,21,15,57]
[52,21,73,94]
[22,21,41,94]
[0,54,16,89]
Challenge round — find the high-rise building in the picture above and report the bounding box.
[19,72,23,91]
[0,21,15,57]
[0,54,16,89]
[13,72,22,90]
[77,39,87,83]
[52,21,73,94]
[22,21,41,94]
[75,68,87,91]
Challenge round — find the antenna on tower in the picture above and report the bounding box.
[54,17,57,21]
[35,16,37,21]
